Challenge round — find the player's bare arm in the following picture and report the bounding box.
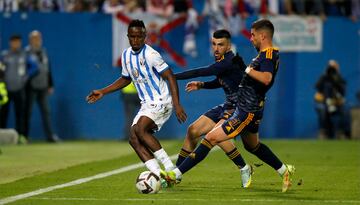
[86,77,131,104]
[246,68,273,85]
[161,69,187,123]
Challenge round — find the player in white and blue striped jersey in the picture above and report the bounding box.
[86,19,187,179]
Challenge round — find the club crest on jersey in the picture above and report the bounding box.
[132,68,139,78]
[140,58,145,66]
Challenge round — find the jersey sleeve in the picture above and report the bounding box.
[203,78,221,89]
[260,51,275,73]
[121,50,131,79]
[150,50,169,74]
[260,58,275,73]
[175,61,228,80]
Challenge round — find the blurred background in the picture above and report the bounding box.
[1,0,359,141]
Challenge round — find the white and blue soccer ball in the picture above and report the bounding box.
[135,171,161,194]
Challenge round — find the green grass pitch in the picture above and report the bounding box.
[0,139,359,205]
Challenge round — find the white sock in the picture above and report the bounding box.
[240,164,249,171]
[173,168,182,179]
[277,164,287,176]
[144,158,161,176]
[154,148,175,171]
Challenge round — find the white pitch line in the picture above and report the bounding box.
[0,147,222,205]
[0,154,180,205]
[30,197,360,204]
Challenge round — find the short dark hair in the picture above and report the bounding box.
[128,19,146,30]
[213,29,231,39]
[251,19,274,37]
[10,34,21,41]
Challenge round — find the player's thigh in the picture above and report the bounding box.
[188,115,216,136]
[205,124,231,145]
[213,119,236,151]
[136,116,157,133]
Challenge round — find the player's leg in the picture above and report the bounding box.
[176,115,216,166]
[166,108,251,184]
[129,125,162,176]
[168,124,231,183]
[134,116,175,171]
[215,119,252,188]
[241,131,295,192]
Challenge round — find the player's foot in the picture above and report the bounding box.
[160,170,180,186]
[282,164,295,193]
[240,164,253,188]
[160,178,168,188]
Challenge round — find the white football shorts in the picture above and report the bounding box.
[132,101,173,132]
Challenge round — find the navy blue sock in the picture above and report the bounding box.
[226,148,246,168]
[249,143,283,170]
[176,148,191,166]
[178,138,213,174]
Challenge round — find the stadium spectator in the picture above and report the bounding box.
[102,0,123,13]
[146,0,174,18]
[120,83,140,140]
[0,62,8,107]
[24,30,60,143]
[36,0,61,12]
[163,19,295,193]
[314,60,350,139]
[351,0,360,21]
[237,0,268,17]
[67,0,94,12]
[174,29,253,188]
[0,0,19,12]
[86,19,187,180]
[0,35,36,143]
[324,0,351,17]
[280,0,325,17]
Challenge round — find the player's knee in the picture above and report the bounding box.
[205,133,218,146]
[243,143,258,153]
[187,124,200,138]
[133,125,146,141]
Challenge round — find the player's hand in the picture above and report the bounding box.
[174,104,187,123]
[232,53,246,71]
[185,81,203,92]
[86,90,103,104]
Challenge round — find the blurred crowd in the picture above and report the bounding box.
[0,0,359,21]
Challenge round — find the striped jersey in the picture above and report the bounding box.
[121,44,170,103]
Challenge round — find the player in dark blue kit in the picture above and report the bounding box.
[163,19,295,193]
[173,29,252,188]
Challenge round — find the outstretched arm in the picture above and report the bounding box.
[185,78,220,92]
[161,69,187,123]
[175,63,225,80]
[86,77,131,103]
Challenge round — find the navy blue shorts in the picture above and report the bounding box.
[204,104,235,123]
[221,107,263,138]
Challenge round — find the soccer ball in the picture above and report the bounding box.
[135,171,161,194]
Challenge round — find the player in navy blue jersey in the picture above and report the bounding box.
[163,19,295,193]
[173,29,253,188]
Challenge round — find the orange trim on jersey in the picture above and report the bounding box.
[266,48,273,59]
[228,113,255,138]
[261,47,279,60]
